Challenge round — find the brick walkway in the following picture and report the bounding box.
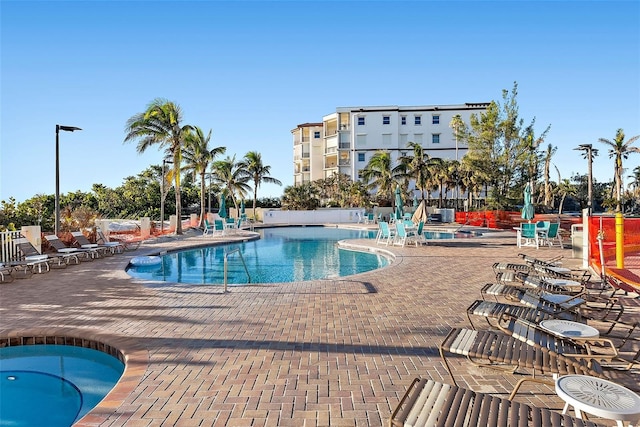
[1,227,638,426]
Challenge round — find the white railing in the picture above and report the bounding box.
[0,231,22,263]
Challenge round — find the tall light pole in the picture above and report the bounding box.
[160,158,173,234]
[55,125,82,235]
[575,144,598,215]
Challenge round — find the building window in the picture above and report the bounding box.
[382,134,392,145]
[414,133,423,144]
[400,151,407,158]
[358,152,366,162]
[432,115,440,125]
[414,115,421,125]
[432,134,440,144]
[401,116,406,125]
[400,133,408,145]
[357,116,365,126]
[383,115,390,125]
[314,131,320,138]
[356,134,367,146]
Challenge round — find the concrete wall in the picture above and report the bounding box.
[262,208,365,225]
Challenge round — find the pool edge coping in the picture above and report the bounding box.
[0,327,148,427]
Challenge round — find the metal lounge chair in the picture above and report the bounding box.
[70,231,111,257]
[43,235,90,264]
[95,229,125,254]
[13,237,67,273]
[494,315,638,372]
[439,323,605,396]
[467,298,637,348]
[390,377,606,427]
[0,263,15,283]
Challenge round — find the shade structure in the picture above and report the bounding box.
[521,183,534,222]
[412,200,429,224]
[394,186,404,220]
[219,194,227,218]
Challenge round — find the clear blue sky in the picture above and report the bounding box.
[1,0,639,204]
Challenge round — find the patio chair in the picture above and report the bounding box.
[439,322,605,396]
[96,229,125,254]
[408,220,426,246]
[203,219,216,236]
[518,253,564,267]
[480,279,583,303]
[467,297,636,348]
[0,263,15,283]
[393,222,408,247]
[533,263,592,285]
[70,231,111,257]
[390,377,606,427]
[42,235,85,264]
[517,222,539,249]
[13,237,66,273]
[376,222,395,245]
[542,222,564,248]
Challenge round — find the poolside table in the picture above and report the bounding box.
[555,375,640,427]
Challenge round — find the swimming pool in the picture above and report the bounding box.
[127,226,388,285]
[0,344,124,426]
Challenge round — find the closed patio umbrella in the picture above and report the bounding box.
[219,194,227,218]
[521,183,534,222]
[240,199,245,215]
[394,186,404,220]
[412,200,429,224]
[413,194,419,209]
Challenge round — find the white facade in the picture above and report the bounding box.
[292,103,489,187]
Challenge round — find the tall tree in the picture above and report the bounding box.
[211,155,251,214]
[360,150,405,207]
[182,127,226,227]
[598,128,640,212]
[124,98,192,234]
[239,151,282,219]
[542,144,557,209]
[400,142,431,202]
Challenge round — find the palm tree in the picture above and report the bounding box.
[239,151,282,219]
[542,144,557,209]
[181,127,226,227]
[598,129,640,212]
[400,142,431,202]
[124,98,192,234]
[211,155,251,214]
[360,151,405,208]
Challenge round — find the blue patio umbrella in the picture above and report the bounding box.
[521,183,535,222]
[394,186,404,220]
[219,194,227,218]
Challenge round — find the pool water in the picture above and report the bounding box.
[0,345,124,426]
[127,226,387,285]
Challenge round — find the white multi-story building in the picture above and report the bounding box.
[292,103,489,187]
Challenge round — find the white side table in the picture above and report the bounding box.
[540,319,600,339]
[555,375,640,427]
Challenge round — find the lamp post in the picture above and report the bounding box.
[55,125,82,235]
[575,144,598,216]
[160,158,173,234]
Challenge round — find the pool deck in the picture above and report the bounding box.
[1,225,638,426]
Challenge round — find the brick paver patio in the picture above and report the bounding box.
[1,226,638,426]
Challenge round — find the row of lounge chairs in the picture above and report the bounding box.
[0,230,125,282]
[390,254,639,426]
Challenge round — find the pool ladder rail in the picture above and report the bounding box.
[223,248,250,292]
